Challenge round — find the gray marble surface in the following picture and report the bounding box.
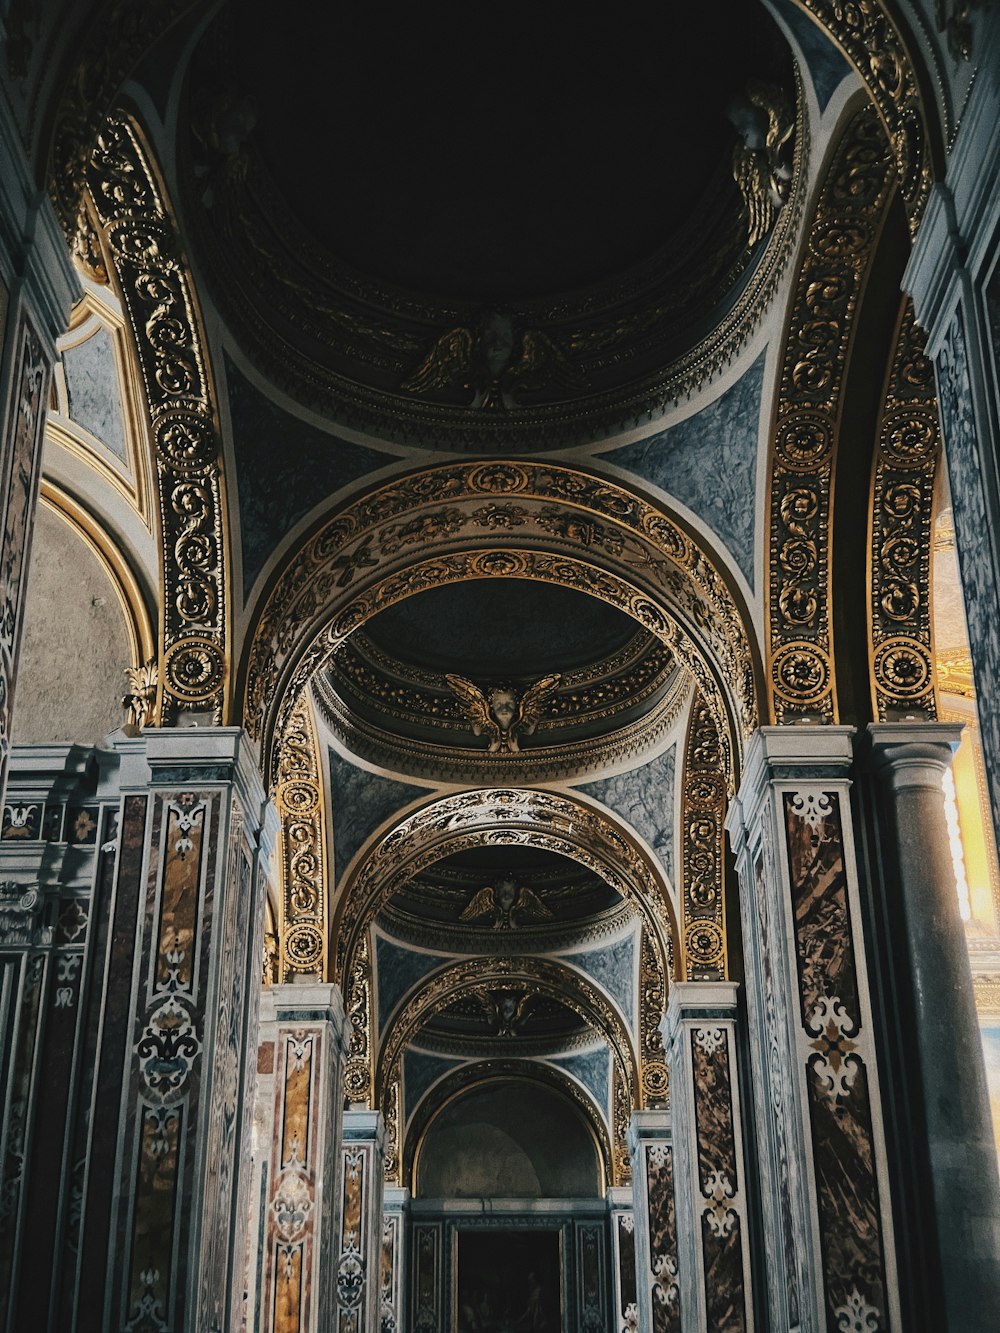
[548,1045,611,1123]
[564,928,637,1031]
[62,327,128,462]
[227,357,392,598]
[403,1049,465,1121]
[577,744,675,883]
[771,0,852,111]
[327,749,430,886]
[375,934,449,1031]
[937,312,1000,833]
[599,352,765,587]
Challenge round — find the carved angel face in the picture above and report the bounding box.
[489,687,518,731]
[495,877,517,912]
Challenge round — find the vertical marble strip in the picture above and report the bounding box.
[268,1030,319,1332]
[782,789,889,1330]
[0,314,49,801]
[336,1141,368,1333]
[613,1210,638,1333]
[382,1188,408,1333]
[77,792,147,1321]
[576,1221,607,1333]
[411,1221,443,1333]
[690,1026,748,1333]
[56,811,119,1327]
[646,1143,681,1333]
[119,789,217,1329]
[0,950,44,1333]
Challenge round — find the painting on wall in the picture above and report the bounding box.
[456,1229,562,1332]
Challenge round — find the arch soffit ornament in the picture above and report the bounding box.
[403,1062,616,1195]
[244,462,761,791]
[374,954,639,1186]
[82,109,232,724]
[766,102,899,723]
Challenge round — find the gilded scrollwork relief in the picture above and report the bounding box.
[84,111,230,724]
[374,955,638,1185]
[767,106,897,724]
[274,694,328,980]
[869,300,941,719]
[680,694,727,980]
[244,462,757,788]
[787,0,936,230]
[333,787,675,1112]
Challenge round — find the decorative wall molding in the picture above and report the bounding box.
[274,694,327,981]
[679,693,727,980]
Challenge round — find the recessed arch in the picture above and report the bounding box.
[375,954,639,1186]
[240,461,762,792]
[406,1064,613,1196]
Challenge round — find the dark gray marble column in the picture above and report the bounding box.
[869,722,1000,1329]
[660,982,754,1333]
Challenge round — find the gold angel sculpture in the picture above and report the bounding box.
[445,673,562,753]
[460,876,555,930]
[730,80,794,248]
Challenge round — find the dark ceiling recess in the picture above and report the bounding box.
[233,1,788,300]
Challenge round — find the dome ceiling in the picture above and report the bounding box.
[182,0,801,447]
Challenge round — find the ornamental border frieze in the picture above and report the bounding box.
[373,954,638,1185]
[400,1058,616,1191]
[334,787,675,1108]
[244,462,758,787]
[787,0,936,231]
[312,663,691,787]
[274,693,328,980]
[680,695,728,981]
[84,110,230,723]
[869,299,940,719]
[767,105,897,724]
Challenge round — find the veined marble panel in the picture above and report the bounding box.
[577,745,675,884]
[327,750,430,886]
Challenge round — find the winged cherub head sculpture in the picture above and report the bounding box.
[445,673,561,753]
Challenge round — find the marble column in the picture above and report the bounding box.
[608,1185,638,1333]
[0,727,273,1332]
[868,723,1000,1330]
[336,1108,387,1333]
[0,97,79,807]
[628,1110,681,1333]
[660,982,754,1333]
[727,726,898,1333]
[381,1187,409,1333]
[253,982,349,1333]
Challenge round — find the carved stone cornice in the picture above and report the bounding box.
[312,661,690,786]
[869,299,941,719]
[766,105,898,723]
[377,898,637,957]
[84,110,230,724]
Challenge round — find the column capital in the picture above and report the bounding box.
[343,1106,386,1152]
[660,979,739,1053]
[728,725,856,845]
[627,1108,671,1157]
[868,721,963,793]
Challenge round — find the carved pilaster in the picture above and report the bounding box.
[336,1109,386,1333]
[608,1186,639,1333]
[727,726,897,1332]
[629,1111,681,1333]
[381,1187,409,1333]
[255,982,349,1333]
[660,982,753,1333]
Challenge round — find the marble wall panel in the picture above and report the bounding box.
[770,0,853,110]
[564,929,638,1030]
[645,1142,681,1333]
[614,1211,638,1333]
[577,745,675,884]
[599,353,764,587]
[549,1045,611,1122]
[411,1221,444,1333]
[328,750,430,886]
[62,324,128,461]
[375,932,448,1030]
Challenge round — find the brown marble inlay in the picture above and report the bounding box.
[645,1142,681,1333]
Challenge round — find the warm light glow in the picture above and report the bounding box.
[943,767,972,922]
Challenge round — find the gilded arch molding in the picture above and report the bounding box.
[245,462,760,789]
[403,1061,616,1193]
[375,955,640,1186]
[83,110,232,724]
[766,103,898,723]
[331,787,677,1114]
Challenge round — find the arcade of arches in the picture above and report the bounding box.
[1,3,1000,1330]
